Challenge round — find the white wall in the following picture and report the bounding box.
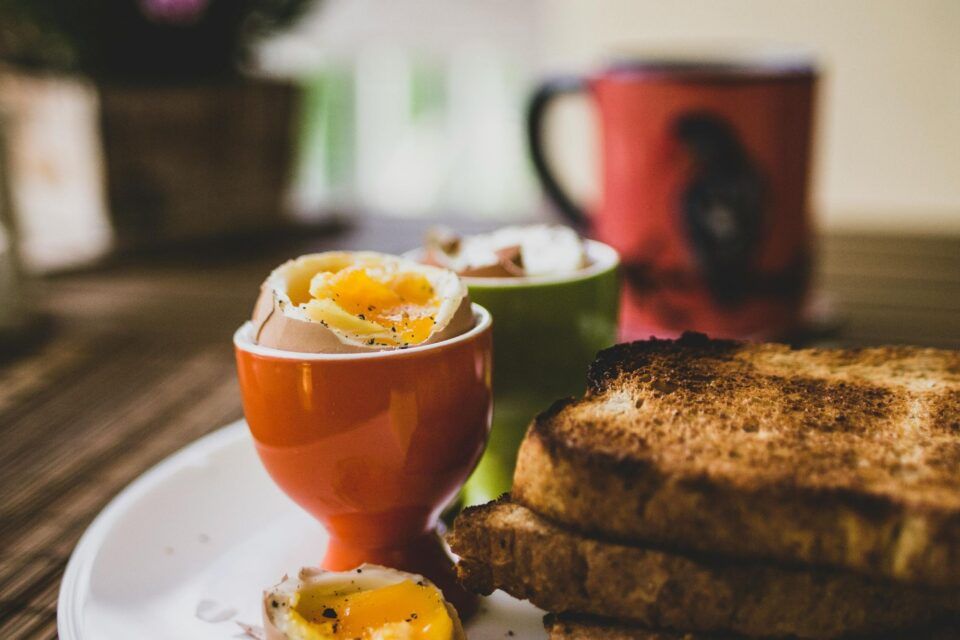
[260,0,542,219]
[535,0,960,233]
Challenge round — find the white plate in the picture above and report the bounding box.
[59,420,545,639]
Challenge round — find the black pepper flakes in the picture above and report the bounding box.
[322,607,338,619]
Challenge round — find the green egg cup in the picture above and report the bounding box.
[461,240,620,507]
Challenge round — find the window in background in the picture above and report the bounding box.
[263,0,541,222]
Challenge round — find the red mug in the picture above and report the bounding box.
[528,58,817,340]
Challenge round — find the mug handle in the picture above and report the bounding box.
[526,75,590,228]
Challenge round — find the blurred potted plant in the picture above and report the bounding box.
[0,0,316,265]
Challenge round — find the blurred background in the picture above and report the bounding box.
[0,0,957,345]
[0,0,957,275]
[270,0,960,234]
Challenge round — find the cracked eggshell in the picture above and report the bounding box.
[251,252,474,354]
[423,246,526,278]
[262,565,465,640]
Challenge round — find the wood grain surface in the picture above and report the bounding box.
[0,216,957,638]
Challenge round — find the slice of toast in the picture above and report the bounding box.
[450,499,959,639]
[512,333,960,587]
[543,614,960,640]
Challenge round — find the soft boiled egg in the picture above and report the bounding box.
[424,225,588,278]
[252,252,474,353]
[263,565,465,640]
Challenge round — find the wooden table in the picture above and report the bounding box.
[1,216,958,638]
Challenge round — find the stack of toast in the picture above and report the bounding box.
[450,333,960,638]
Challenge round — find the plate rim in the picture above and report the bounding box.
[57,420,249,640]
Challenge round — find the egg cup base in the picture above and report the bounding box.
[322,530,478,620]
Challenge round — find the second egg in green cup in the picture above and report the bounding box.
[458,239,619,506]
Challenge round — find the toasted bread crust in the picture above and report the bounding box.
[450,500,958,639]
[544,615,960,640]
[545,614,705,640]
[513,333,960,587]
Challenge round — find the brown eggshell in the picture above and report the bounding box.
[456,262,515,278]
[251,253,474,354]
[252,289,474,355]
[423,245,525,278]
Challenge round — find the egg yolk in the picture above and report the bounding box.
[289,579,453,640]
[302,265,440,347]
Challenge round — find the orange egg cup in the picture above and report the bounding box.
[234,305,493,615]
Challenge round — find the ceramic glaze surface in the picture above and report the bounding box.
[234,307,492,596]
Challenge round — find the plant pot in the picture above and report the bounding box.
[0,70,114,272]
[100,78,298,248]
[0,70,298,271]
